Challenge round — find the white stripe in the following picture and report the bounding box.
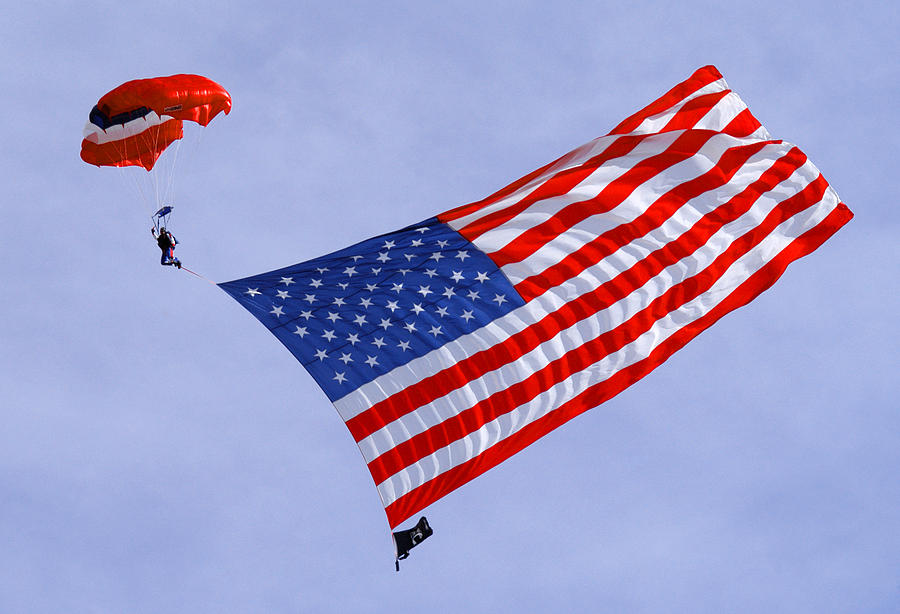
[648,80,770,141]
[471,134,779,273]
[628,78,731,135]
[445,133,626,231]
[497,141,788,288]
[355,154,820,463]
[82,111,176,144]
[375,187,841,506]
[448,88,765,237]
[451,130,685,252]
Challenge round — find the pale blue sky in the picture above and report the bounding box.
[1,2,897,612]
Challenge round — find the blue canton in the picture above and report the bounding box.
[219,218,525,401]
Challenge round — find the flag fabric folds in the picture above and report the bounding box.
[219,66,852,529]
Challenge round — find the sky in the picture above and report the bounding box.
[1,1,898,612]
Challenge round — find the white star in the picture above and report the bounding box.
[280,277,295,286]
[293,326,308,337]
[351,255,364,262]
[467,290,480,301]
[475,271,490,282]
[378,318,393,330]
[304,294,316,304]
[316,267,329,274]
[322,329,337,341]
[424,268,438,278]
[276,290,290,299]
[270,305,284,317]
[436,239,450,248]
[450,271,465,282]
[416,227,430,234]
[492,294,508,306]
[411,303,425,315]
[364,355,379,367]
[403,322,417,333]
[326,312,340,322]
[382,240,396,249]
[456,250,470,261]
[376,252,391,263]
[314,349,328,360]
[417,285,433,297]
[410,238,424,247]
[353,314,367,326]
[398,268,413,276]
[461,309,475,322]
[339,352,353,364]
[337,282,349,290]
[404,253,416,262]
[391,283,404,293]
[310,279,323,288]
[372,337,386,348]
[347,333,360,346]
[365,283,378,292]
[442,287,456,299]
[385,300,400,313]
[397,340,411,352]
[343,266,357,276]
[299,310,313,320]
[430,252,444,262]
[359,297,373,308]
[333,371,347,384]
[435,306,449,318]
[332,297,346,307]
[371,267,382,275]
[428,325,443,337]
[245,288,261,297]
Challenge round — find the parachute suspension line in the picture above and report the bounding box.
[171,123,203,201]
[148,119,162,212]
[164,138,183,209]
[113,119,156,216]
[110,131,153,216]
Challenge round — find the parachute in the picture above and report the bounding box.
[81,74,231,236]
[80,74,231,171]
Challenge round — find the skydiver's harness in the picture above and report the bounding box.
[156,232,172,250]
[156,230,176,251]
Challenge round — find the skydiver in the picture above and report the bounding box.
[151,226,181,268]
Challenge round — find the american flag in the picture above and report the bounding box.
[219,66,852,529]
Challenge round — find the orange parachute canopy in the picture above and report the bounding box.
[80,74,231,171]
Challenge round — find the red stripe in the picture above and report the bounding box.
[722,108,763,138]
[384,201,853,527]
[659,90,731,132]
[513,140,782,300]
[607,66,723,136]
[346,149,813,444]
[449,134,649,240]
[439,149,579,223]
[367,174,830,485]
[440,67,730,229]
[486,129,722,269]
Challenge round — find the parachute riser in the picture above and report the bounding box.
[152,205,174,233]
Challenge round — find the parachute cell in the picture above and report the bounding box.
[80,74,231,171]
